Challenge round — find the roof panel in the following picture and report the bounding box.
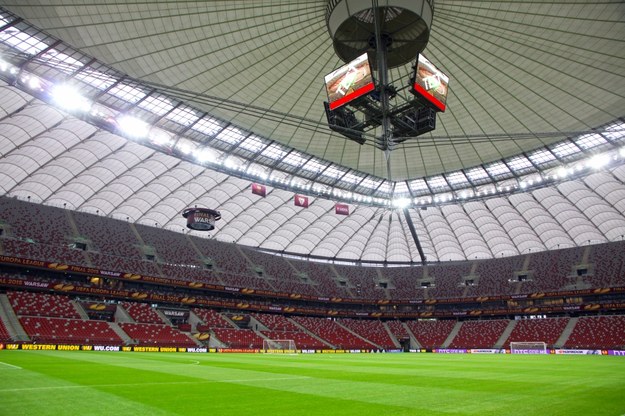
[1,3,625,263]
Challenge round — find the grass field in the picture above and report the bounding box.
[1,351,625,416]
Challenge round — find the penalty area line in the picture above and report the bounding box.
[0,361,22,370]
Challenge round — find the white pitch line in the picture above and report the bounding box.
[0,361,22,370]
[0,376,310,392]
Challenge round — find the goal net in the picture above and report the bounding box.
[262,339,297,354]
[509,341,548,354]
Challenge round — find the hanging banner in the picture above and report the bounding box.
[251,183,266,197]
[335,203,349,215]
[294,195,309,207]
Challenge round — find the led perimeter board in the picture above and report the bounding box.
[325,53,375,111]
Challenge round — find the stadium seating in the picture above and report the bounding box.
[588,241,625,288]
[211,327,265,349]
[382,267,423,300]
[192,308,235,329]
[121,301,164,324]
[291,316,378,349]
[0,319,11,342]
[251,312,300,331]
[503,317,569,348]
[72,210,144,259]
[3,196,625,303]
[241,247,297,281]
[158,263,221,285]
[8,291,80,318]
[386,320,410,342]
[250,312,328,349]
[564,315,625,349]
[467,255,524,297]
[117,322,196,347]
[3,196,625,353]
[87,251,162,276]
[191,237,251,276]
[427,263,470,299]
[288,259,341,297]
[0,197,72,246]
[406,320,457,349]
[337,318,397,349]
[333,264,384,299]
[135,223,202,266]
[260,329,327,350]
[2,239,88,266]
[448,320,509,349]
[523,248,584,293]
[19,316,123,344]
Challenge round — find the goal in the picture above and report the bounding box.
[509,341,548,354]
[262,339,297,354]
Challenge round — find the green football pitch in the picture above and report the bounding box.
[1,351,625,416]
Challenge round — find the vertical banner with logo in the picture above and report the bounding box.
[251,183,266,197]
[335,203,349,215]
[294,195,309,207]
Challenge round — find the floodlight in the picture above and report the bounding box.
[117,115,149,138]
[149,128,173,147]
[588,153,610,169]
[194,148,215,164]
[223,157,240,170]
[392,198,411,209]
[51,85,90,112]
[27,76,41,90]
[20,74,44,91]
[176,141,193,155]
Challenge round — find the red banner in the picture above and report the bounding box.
[251,183,266,197]
[294,194,309,207]
[335,203,349,215]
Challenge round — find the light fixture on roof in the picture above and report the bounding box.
[20,73,44,91]
[0,58,10,72]
[117,115,149,138]
[194,148,214,164]
[588,153,610,170]
[224,158,241,170]
[149,129,173,147]
[50,84,90,112]
[176,141,192,155]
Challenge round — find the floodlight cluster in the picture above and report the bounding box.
[0,8,624,211]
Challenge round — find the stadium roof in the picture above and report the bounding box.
[0,1,624,263]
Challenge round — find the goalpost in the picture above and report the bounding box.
[262,339,297,354]
[509,341,548,354]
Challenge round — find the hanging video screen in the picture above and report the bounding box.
[412,54,449,112]
[325,53,375,111]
